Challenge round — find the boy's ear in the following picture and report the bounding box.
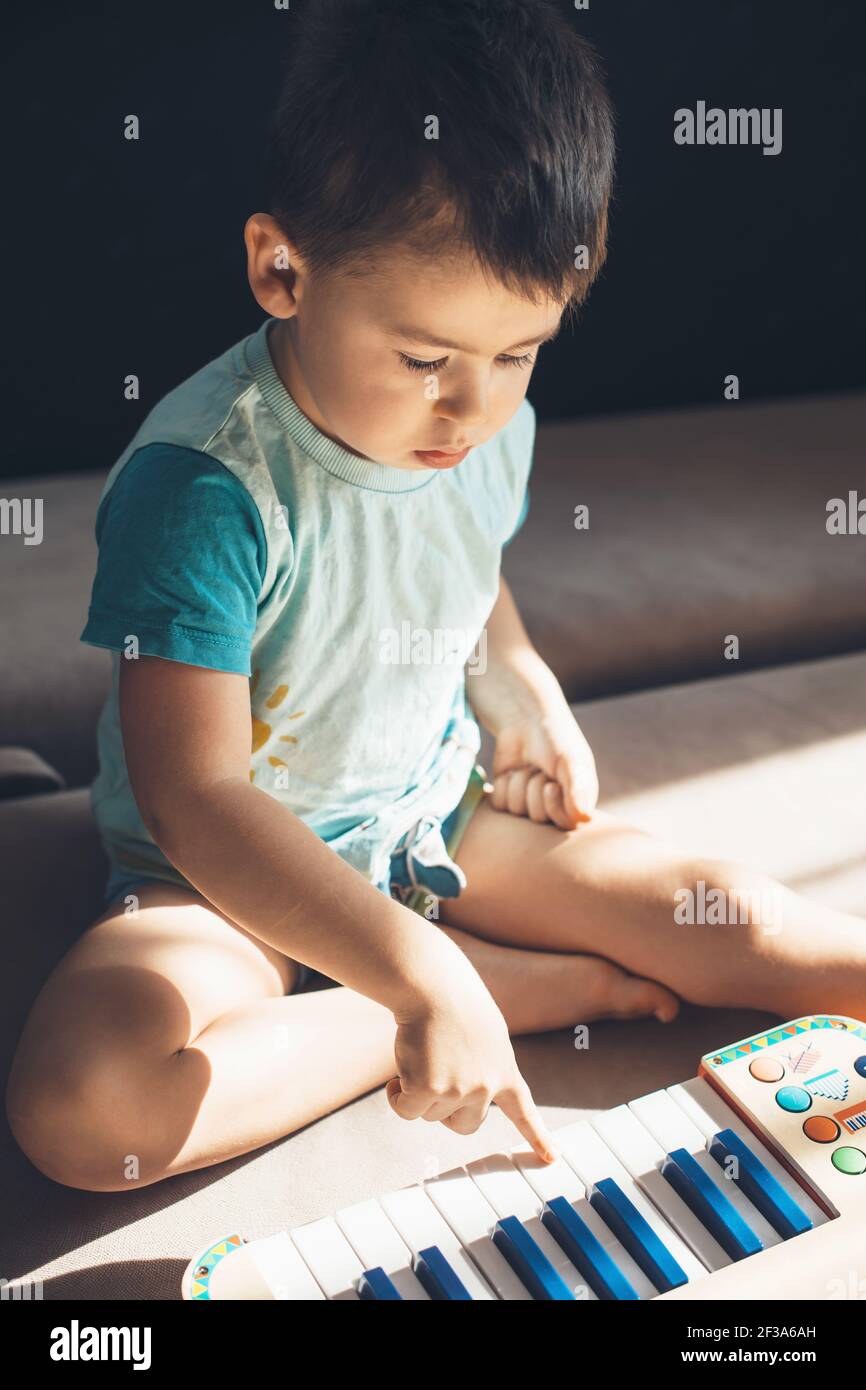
[243,213,304,318]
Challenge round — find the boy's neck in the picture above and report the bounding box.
[267,319,369,462]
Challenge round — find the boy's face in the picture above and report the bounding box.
[246,215,564,471]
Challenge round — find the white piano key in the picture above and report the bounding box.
[379,1184,496,1299]
[290,1215,364,1300]
[425,1166,534,1300]
[629,1089,782,1250]
[669,1077,828,1227]
[562,1117,711,1281]
[228,1232,326,1300]
[511,1145,657,1299]
[335,1197,430,1300]
[466,1153,592,1299]
[509,1143,587,1206]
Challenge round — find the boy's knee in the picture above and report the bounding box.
[673,856,783,936]
[5,1049,158,1193]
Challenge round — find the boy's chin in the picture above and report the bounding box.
[354,445,469,472]
[375,451,437,471]
[408,447,471,470]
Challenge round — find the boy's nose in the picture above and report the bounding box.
[434,388,489,431]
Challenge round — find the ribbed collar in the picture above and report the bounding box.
[246,317,439,495]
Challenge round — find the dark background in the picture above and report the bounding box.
[2,0,863,481]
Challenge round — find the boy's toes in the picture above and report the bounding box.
[597,965,680,1023]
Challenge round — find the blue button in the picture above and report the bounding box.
[775,1085,812,1113]
[853,1056,866,1080]
[413,1246,472,1300]
[589,1177,689,1293]
[493,1214,575,1300]
[542,1195,639,1301]
[661,1148,764,1260]
[709,1129,812,1239]
[357,1266,403,1300]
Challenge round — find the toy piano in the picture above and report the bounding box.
[182,1015,866,1301]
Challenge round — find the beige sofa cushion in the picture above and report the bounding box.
[504,391,866,699]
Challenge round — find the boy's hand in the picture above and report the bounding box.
[490,705,599,830]
[387,982,559,1164]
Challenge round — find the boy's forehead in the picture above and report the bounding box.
[348,246,563,350]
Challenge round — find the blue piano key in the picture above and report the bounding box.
[413,1245,473,1300]
[588,1177,689,1293]
[709,1128,813,1239]
[542,1195,639,1300]
[661,1147,764,1260]
[492,1214,575,1300]
[356,1266,403,1300]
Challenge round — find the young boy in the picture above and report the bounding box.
[7,0,866,1194]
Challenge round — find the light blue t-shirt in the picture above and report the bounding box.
[81,316,535,894]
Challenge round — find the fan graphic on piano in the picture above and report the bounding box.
[804,1070,849,1102]
[182,1015,866,1301]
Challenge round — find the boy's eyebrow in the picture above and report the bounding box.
[387,321,562,353]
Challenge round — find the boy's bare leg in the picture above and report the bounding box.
[440,799,866,1021]
[6,880,676,1192]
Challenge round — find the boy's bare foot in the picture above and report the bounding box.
[439,923,680,1035]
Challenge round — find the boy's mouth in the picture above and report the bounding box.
[413,446,472,468]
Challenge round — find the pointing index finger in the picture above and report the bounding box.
[496,1082,559,1164]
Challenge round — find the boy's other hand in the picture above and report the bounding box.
[489,708,599,830]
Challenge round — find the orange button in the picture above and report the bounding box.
[803,1115,841,1144]
[749,1057,785,1082]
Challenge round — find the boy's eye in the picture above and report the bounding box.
[397,350,536,374]
[398,353,448,373]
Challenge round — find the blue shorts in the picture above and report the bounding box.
[100,766,488,993]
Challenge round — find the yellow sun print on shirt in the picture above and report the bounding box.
[249,668,305,782]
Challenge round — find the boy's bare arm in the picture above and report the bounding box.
[467,576,598,827]
[118,654,558,1161]
[118,655,476,1014]
[470,575,570,734]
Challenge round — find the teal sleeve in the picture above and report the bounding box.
[80,443,268,675]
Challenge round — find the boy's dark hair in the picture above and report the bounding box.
[265,0,615,320]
